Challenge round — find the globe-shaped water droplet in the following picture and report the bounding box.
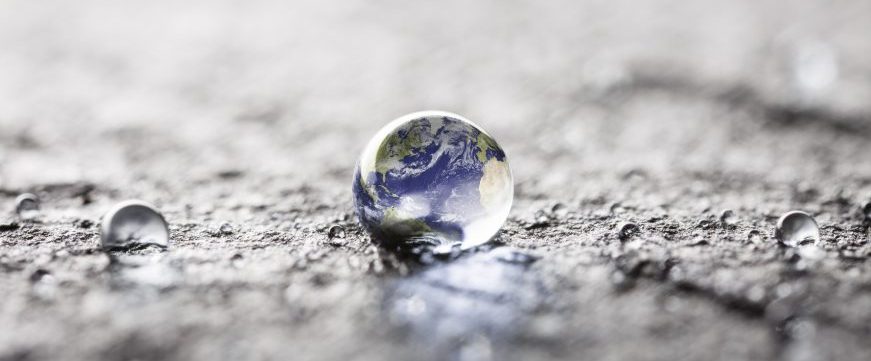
[775,211,819,247]
[353,111,513,250]
[15,193,40,220]
[100,200,169,250]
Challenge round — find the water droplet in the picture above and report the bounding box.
[30,269,58,300]
[551,203,569,218]
[617,222,639,241]
[229,253,244,268]
[219,222,235,235]
[609,269,633,290]
[353,111,513,250]
[533,209,550,224]
[720,209,737,226]
[747,230,763,244]
[15,193,40,220]
[328,225,346,239]
[775,211,819,247]
[746,285,766,304]
[100,200,169,250]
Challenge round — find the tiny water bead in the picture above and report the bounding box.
[719,209,737,226]
[100,200,169,250]
[775,211,819,247]
[15,193,40,220]
[617,222,639,241]
[353,111,513,250]
[328,225,346,239]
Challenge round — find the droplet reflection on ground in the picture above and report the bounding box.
[385,248,545,359]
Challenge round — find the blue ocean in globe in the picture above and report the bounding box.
[353,111,513,249]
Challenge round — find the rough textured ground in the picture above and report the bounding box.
[2,1,871,360]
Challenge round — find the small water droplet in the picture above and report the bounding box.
[534,209,550,224]
[100,200,169,250]
[747,230,763,244]
[30,269,58,300]
[746,285,766,303]
[609,269,633,290]
[219,222,235,235]
[551,203,568,218]
[688,238,709,247]
[15,193,40,220]
[617,222,639,241]
[775,211,820,247]
[29,269,51,283]
[229,253,244,268]
[720,209,737,226]
[328,225,346,239]
[609,202,626,214]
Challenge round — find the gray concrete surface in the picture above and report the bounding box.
[2,1,871,360]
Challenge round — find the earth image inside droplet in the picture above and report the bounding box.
[353,111,513,250]
[775,211,819,247]
[101,200,169,249]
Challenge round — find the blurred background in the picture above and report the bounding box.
[2,0,870,188]
[2,1,871,360]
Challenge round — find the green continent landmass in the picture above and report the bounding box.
[476,132,499,163]
[375,123,428,175]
